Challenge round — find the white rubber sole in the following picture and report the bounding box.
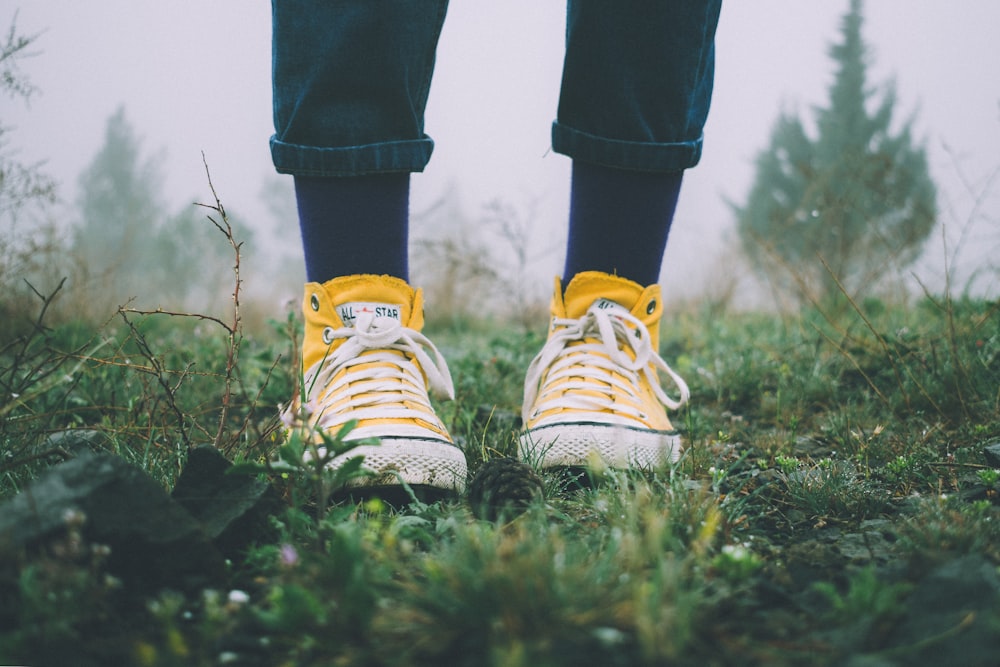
[328,437,468,493]
[519,422,682,470]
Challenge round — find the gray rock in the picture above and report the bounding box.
[40,428,111,456]
[877,555,1000,665]
[835,521,895,564]
[983,441,1000,468]
[0,451,225,593]
[171,445,282,558]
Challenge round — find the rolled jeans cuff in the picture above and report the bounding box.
[269,135,435,177]
[551,121,703,173]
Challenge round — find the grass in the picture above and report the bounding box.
[1,255,999,665]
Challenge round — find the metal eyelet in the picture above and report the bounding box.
[310,294,320,311]
[646,299,657,315]
[322,327,335,344]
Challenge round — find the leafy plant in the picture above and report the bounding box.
[895,495,1000,567]
[814,565,912,624]
[977,468,1000,487]
[779,459,889,523]
[0,510,124,664]
[3,144,999,664]
[231,418,376,528]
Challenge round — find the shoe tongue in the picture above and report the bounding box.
[324,275,416,328]
[562,272,643,319]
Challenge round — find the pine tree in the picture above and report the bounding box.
[734,0,936,304]
[72,106,164,305]
[72,107,250,313]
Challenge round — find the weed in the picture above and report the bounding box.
[774,454,800,475]
[778,460,890,524]
[375,474,722,666]
[0,510,124,664]
[231,418,376,528]
[977,468,1000,487]
[895,495,1000,568]
[3,163,999,663]
[813,565,912,624]
[712,543,764,584]
[1,166,288,496]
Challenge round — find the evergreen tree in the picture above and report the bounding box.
[73,106,164,304]
[72,107,250,313]
[734,0,936,304]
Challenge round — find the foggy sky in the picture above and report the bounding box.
[5,1,999,307]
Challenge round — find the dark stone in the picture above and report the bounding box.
[40,428,111,456]
[982,441,1000,468]
[835,521,895,564]
[4,428,110,468]
[0,451,225,593]
[877,555,1000,665]
[792,435,833,458]
[171,445,283,558]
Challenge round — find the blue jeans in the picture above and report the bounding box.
[271,1,722,176]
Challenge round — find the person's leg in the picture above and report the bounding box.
[272,0,466,498]
[272,0,449,284]
[562,162,682,287]
[294,174,410,282]
[557,0,721,286]
[271,0,447,176]
[554,2,721,172]
[521,1,722,470]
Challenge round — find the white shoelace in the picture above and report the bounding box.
[522,304,690,424]
[283,311,454,435]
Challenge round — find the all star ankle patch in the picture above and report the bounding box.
[337,302,402,327]
[591,298,631,317]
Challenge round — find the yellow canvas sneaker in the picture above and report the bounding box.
[282,274,467,495]
[519,271,690,470]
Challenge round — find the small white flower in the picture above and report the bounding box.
[722,544,750,560]
[280,543,299,567]
[228,589,250,606]
[62,508,87,527]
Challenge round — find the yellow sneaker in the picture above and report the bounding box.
[519,271,690,470]
[282,274,467,495]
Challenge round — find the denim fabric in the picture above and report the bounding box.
[271,0,449,176]
[271,1,721,176]
[554,1,722,172]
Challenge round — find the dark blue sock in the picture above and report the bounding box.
[294,173,410,283]
[563,161,683,287]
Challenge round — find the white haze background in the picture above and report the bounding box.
[5,2,999,311]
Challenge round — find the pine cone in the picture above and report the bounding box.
[468,457,544,521]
